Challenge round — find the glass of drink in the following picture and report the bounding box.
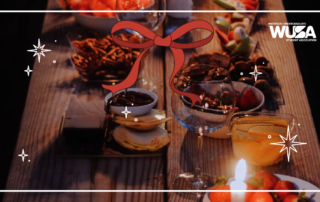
[171,64,236,195]
[229,112,297,168]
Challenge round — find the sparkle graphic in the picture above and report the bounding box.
[24,66,33,76]
[121,106,131,118]
[18,149,28,162]
[27,38,51,63]
[53,60,56,63]
[250,65,263,82]
[270,126,307,162]
[134,118,138,122]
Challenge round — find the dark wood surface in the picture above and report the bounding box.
[3,0,320,201]
[165,1,320,201]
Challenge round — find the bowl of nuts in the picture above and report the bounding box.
[69,32,141,83]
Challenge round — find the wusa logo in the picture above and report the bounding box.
[269,23,317,42]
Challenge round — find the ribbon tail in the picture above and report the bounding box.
[102,47,151,95]
[169,48,201,107]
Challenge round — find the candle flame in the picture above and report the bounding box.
[235,159,246,182]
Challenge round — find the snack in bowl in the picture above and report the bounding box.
[110,91,154,106]
[60,0,117,16]
[215,13,255,36]
[176,65,235,124]
[71,33,141,82]
[185,52,275,99]
[175,62,264,139]
[204,172,317,202]
[212,0,259,10]
[216,26,256,58]
[105,88,158,117]
[60,0,118,33]
[183,83,234,111]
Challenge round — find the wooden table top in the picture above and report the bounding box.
[4,0,320,201]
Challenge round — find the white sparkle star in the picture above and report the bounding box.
[24,66,33,76]
[27,38,51,63]
[270,126,307,162]
[18,149,28,162]
[249,65,263,82]
[121,106,131,118]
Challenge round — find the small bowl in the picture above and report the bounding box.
[182,81,264,139]
[181,83,234,123]
[204,81,264,139]
[181,81,264,121]
[73,13,118,35]
[105,88,158,117]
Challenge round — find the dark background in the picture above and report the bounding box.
[0,1,320,201]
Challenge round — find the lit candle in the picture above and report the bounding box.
[230,159,247,202]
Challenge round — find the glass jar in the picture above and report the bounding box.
[229,112,297,167]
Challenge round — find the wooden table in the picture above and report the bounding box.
[4,0,320,201]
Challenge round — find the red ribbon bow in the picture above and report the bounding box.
[102,20,214,107]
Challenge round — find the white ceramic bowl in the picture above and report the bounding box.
[182,81,264,139]
[73,13,118,34]
[105,88,158,117]
[203,174,320,202]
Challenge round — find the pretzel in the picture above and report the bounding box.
[71,34,141,79]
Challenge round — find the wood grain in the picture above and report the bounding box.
[165,1,320,202]
[3,0,165,201]
[3,0,320,201]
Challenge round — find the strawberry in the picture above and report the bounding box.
[273,180,297,200]
[209,185,231,202]
[245,184,256,202]
[249,192,273,202]
[239,88,260,111]
[283,192,310,202]
[216,29,229,45]
[247,171,279,190]
[228,30,235,40]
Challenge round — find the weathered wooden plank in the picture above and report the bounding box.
[165,1,320,202]
[4,0,165,201]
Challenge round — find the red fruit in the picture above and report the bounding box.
[283,194,299,202]
[245,184,256,202]
[239,88,260,111]
[255,171,279,190]
[216,29,229,45]
[244,3,256,10]
[283,192,310,202]
[228,30,235,40]
[209,185,231,202]
[273,180,297,200]
[249,192,273,202]
[242,0,258,7]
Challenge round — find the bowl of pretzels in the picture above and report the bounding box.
[69,32,141,83]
